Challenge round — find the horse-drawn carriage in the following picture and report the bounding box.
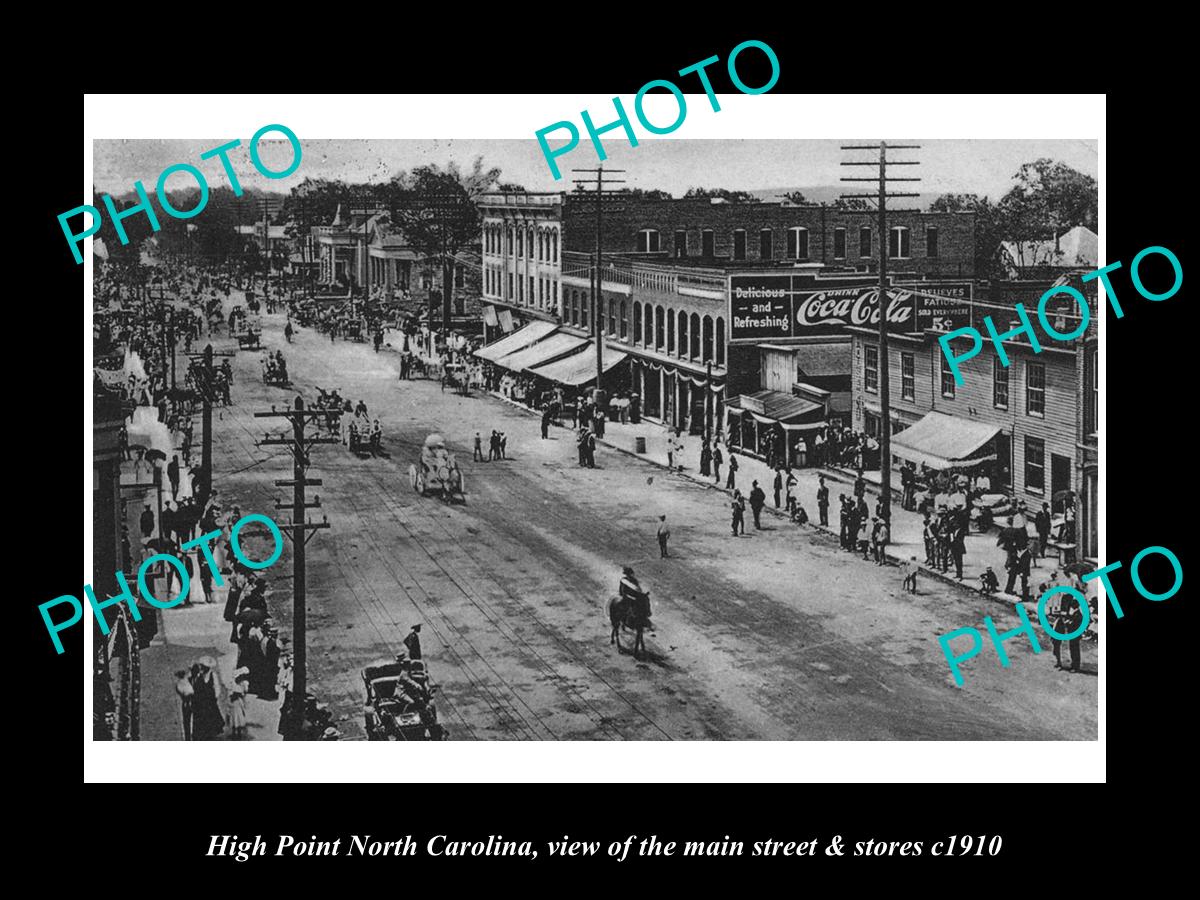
[362,658,444,741]
[233,312,263,350]
[408,433,465,501]
[440,363,470,396]
[262,352,291,387]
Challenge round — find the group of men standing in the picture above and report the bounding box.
[922,506,970,581]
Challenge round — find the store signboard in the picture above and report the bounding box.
[729,274,916,341]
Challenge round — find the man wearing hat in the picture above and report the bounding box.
[404,624,423,661]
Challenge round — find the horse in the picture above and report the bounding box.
[606,594,649,659]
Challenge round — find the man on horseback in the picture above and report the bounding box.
[611,566,652,659]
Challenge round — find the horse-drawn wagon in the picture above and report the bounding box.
[408,433,465,501]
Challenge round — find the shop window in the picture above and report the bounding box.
[1026,361,1045,416]
[993,357,1009,409]
[833,227,846,260]
[901,351,914,401]
[864,344,879,393]
[1025,436,1045,493]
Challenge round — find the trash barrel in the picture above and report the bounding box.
[634,436,647,454]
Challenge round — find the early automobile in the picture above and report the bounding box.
[408,433,465,501]
[362,658,444,741]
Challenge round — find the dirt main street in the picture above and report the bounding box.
[207,306,1097,743]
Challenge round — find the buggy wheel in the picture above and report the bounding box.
[415,470,426,494]
[408,464,419,491]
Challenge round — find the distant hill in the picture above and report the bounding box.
[748,185,944,210]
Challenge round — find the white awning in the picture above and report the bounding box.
[474,321,556,362]
[531,343,628,386]
[891,411,1002,470]
[495,331,589,372]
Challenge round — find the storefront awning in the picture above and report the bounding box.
[494,331,589,372]
[530,343,628,386]
[474,320,557,362]
[727,389,822,425]
[891,411,1002,470]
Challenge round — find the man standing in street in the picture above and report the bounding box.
[730,489,746,536]
[474,432,484,462]
[404,624,423,661]
[749,481,766,530]
[951,514,967,580]
[1047,589,1084,673]
[725,454,738,491]
[167,455,181,500]
[817,476,830,527]
[1035,502,1052,560]
[541,407,551,440]
[656,515,671,558]
[712,444,723,485]
[585,429,596,468]
[773,468,783,509]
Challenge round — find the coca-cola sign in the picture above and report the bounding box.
[795,288,915,329]
[728,274,918,341]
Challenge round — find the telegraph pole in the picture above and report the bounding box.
[841,142,921,525]
[571,167,625,409]
[186,344,235,509]
[255,397,335,739]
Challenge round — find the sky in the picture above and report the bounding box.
[93,138,1098,202]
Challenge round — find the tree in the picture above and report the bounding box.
[781,191,810,205]
[683,186,759,203]
[621,188,674,200]
[388,157,500,331]
[497,182,527,192]
[996,159,1097,268]
[832,197,871,211]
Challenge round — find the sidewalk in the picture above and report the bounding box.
[491,393,1076,611]
[123,419,284,742]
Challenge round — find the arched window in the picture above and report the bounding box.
[787,227,809,260]
[608,297,617,336]
[703,315,714,363]
[507,227,514,255]
[690,313,701,359]
[620,301,628,339]
[678,310,688,358]
[633,302,641,344]
[637,229,661,253]
[889,226,911,259]
[666,307,675,353]
[552,231,558,262]
[716,317,725,365]
[655,305,664,349]
[581,291,589,329]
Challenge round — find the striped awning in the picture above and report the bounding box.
[891,411,1001,470]
[473,321,556,362]
[494,331,589,372]
[727,389,822,425]
[530,343,628,386]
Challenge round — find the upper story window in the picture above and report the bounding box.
[637,229,661,253]
[674,230,688,258]
[732,229,746,261]
[941,351,956,399]
[787,227,809,260]
[993,357,1009,409]
[926,226,939,258]
[864,344,879,394]
[889,226,911,259]
[859,226,871,258]
[833,227,846,260]
[901,352,915,401]
[701,229,715,257]
[759,229,773,260]
[1026,361,1046,417]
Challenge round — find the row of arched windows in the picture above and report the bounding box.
[483,222,559,263]
[561,290,725,366]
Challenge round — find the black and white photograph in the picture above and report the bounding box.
[87,125,1100,745]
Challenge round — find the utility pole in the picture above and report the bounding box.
[571,167,625,410]
[255,397,335,739]
[186,344,235,509]
[841,141,921,525]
